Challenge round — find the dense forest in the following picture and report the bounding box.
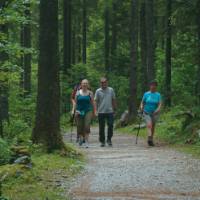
[0,0,200,198]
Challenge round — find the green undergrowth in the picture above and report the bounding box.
[0,143,85,200]
[117,107,200,158]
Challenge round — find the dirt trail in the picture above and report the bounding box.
[65,128,200,200]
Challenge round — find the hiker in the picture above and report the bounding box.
[94,77,116,147]
[74,79,95,148]
[71,78,83,142]
[140,80,162,146]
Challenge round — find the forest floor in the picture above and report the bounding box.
[1,144,84,200]
[66,127,200,200]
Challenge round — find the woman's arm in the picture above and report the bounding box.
[90,92,96,117]
[71,93,77,115]
[140,101,144,112]
[154,102,162,115]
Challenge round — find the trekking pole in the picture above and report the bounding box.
[70,111,75,142]
[135,110,143,144]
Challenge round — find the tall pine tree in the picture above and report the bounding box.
[129,0,138,120]
[32,0,63,151]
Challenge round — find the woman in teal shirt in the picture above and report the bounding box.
[140,80,162,146]
[74,79,95,148]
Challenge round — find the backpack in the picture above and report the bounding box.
[71,84,81,100]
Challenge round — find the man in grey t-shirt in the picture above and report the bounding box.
[94,77,116,147]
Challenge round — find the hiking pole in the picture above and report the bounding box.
[70,110,76,142]
[135,110,143,144]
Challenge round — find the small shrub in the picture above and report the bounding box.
[3,119,31,143]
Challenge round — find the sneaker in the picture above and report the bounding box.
[100,143,105,147]
[107,140,112,147]
[79,139,83,146]
[85,142,89,148]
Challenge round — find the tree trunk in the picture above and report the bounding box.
[82,0,87,64]
[20,25,24,91]
[71,25,76,65]
[145,0,155,82]
[161,16,166,50]
[77,19,82,63]
[111,0,117,69]
[139,1,148,93]
[23,3,32,96]
[196,0,200,104]
[104,5,110,73]
[32,0,63,151]
[0,0,9,138]
[0,86,4,138]
[165,0,172,107]
[63,0,71,74]
[129,0,138,120]
[78,34,82,63]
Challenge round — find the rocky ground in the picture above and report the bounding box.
[65,128,200,200]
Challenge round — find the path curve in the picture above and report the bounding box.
[65,128,200,200]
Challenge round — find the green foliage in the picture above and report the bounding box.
[0,139,11,165]
[3,120,31,143]
[0,150,84,200]
[109,75,129,114]
[0,197,9,200]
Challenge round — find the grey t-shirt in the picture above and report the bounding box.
[94,87,116,114]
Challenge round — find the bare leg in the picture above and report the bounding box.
[147,122,153,137]
[152,123,156,137]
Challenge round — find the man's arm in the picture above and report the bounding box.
[94,91,98,116]
[112,88,117,112]
[112,98,117,112]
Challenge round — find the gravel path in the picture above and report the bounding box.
[65,128,200,200]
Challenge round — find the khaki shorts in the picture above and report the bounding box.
[76,111,92,136]
[143,112,159,125]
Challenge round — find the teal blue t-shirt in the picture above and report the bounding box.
[142,91,161,114]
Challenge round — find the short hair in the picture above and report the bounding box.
[149,80,158,86]
[81,79,89,84]
[100,77,107,82]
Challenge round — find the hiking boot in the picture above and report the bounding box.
[148,136,154,147]
[100,143,105,147]
[148,140,155,146]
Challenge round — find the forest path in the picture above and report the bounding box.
[65,128,200,200]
